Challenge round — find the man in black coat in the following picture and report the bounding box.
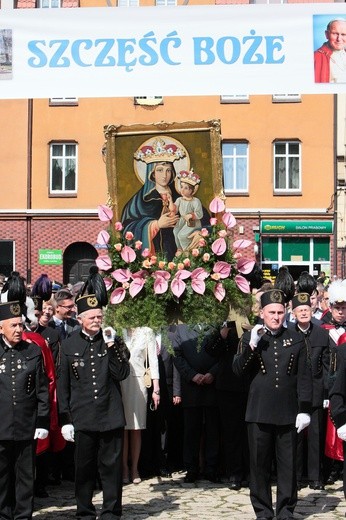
[233,289,312,520]
[0,300,50,519]
[57,294,130,520]
[287,293,330,490]
[172,323,220,483]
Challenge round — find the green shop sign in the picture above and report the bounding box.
[260,221,334,234]
[38,249,63,265]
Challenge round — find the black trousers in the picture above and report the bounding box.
[0,439,36,520]
[74,429,123,520]
[217,390,249,481]
[296,406,324,482]
[247,422,297,520]
[183,406,219,475]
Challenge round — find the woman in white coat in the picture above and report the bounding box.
[121,327,160,484]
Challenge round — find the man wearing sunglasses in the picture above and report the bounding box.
[47,289,80,341]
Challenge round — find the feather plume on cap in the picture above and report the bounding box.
[77,266,108,307]
[296,271,317,296]
[328,279,346,305]
[274,266,295,303]
[31,274,52,302]
[2,271,26,306]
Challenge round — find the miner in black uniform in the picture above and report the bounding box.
[0,300,50,520]
[57,293,130,520]
[287,293,330,490]
[233,289,312,520]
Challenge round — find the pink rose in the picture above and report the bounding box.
[198,238,206,247]
[233,252,242,259]
[202,253,210,262]
[150,255,157,265]
[200,228,209,237]
[135,240,142,250]
[177,263,185,270]
[211,273,221,281]
[191,249,199,257]
[114,221,123,231]
[168,262,176,270]
[218,230,227,238]
[183,258,191,267]
[142,259,152,269]
[114,243,122,252]
[142,248,150,258]
[122,282,130,289]
[125,231,134,241]
[210,217,217,226]
[158,261,166,269]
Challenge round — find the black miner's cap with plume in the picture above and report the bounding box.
[2,271,26,306]
[243,263,264,291]
[77,266,108,307]
[31,274,53,302]
[274,266,295,303]
[296,271,317,296]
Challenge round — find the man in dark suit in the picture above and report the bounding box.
[172,324,220,483]
[233,289,312,520]
[57,294,130,520]
[47,289,80,341]
[287,293,330,490]
[0,300,49,519]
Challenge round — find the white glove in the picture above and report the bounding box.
[102,326,116,344]
[337,424,346,441]
[34,428,49,440]
[61,424,75,442]
[295,413,311,433]
[323,399,330,409]
[249,324,265,350]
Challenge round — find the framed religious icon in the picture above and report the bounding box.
[103,119,223,261]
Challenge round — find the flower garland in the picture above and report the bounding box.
[95,197,254,331]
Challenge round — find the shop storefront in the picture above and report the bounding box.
[259,220,334,282]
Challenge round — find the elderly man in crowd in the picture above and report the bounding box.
[0,300,50,519]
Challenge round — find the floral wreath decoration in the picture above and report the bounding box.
[95,197,254,331]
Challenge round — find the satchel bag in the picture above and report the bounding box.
[143,347,152,388]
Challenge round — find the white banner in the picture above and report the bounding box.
[1,3,346,98]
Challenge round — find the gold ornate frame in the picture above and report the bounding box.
[103,119,223,221]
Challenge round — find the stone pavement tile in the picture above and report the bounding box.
[32,474,346,519]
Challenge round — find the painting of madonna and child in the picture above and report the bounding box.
[104,120,223,261]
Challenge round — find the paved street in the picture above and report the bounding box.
[33,472,346,519]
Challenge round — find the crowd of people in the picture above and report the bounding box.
[2,267,346,520]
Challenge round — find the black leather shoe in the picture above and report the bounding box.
[184,471,198,483]
[309,481,325,490]
[229,481,241,490]
[159,468,172,478]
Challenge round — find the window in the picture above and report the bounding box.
[118,0,139,5]
[274,140,301,193]
[220,95,249,104]
[222,141,248,194]
[49,97,78,106]
[134,96,163,106]
[39,0,60,6]
[0,240,14,277]
[156,0,176,5]
[49,142,77,195]
[272,94,301,103]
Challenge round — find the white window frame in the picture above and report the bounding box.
[220,95,249,104]
[273,140,301,194]
[272,94,301,103]
[49,142,78,195]
[156,0,177,6]
[39,0,61,7]
[49,97,79,106]
[118,0,139,6]
[222,141,249,195]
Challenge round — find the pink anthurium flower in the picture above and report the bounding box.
[233,239,252,250]
[129,278,146,298]
[214,282,226,302]
[153,275,169,295]
[211,237,227,256]
[209,197,225,214]
[97,230,110,245]
[213,261,231,278]
[97,204,113,222]
[237,258,255,274]
[190,267,209,295]
[96,255,112,271]
[171,269,191,298]
[222,211,236,229]
[235,274,251,293]
[110,287,126,304]
[121,245,136,263]
[111,268,131,283]
[103,277,113,290]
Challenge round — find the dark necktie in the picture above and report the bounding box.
[59,321,67,340]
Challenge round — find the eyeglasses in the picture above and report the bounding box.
[58,304,75,310]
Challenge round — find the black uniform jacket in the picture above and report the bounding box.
[233,327,312,425]
[0,336,50,440]
[330,344,346,428]
[57,330,130,432]
[172,324,219,408]
[287,321,330,407]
